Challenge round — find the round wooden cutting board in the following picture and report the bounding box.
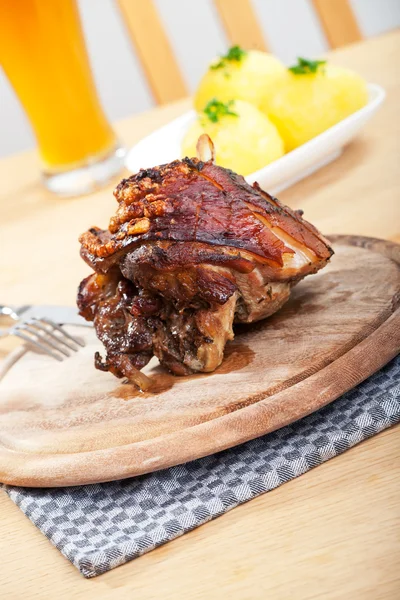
[1,235,399,487]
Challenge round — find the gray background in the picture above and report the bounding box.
[1,0,399,157]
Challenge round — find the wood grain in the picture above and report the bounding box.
[0,32,400,598]
[116,0,187,104]
[312,0,362,48]
[1,236,399,487]
[213,0,268,51]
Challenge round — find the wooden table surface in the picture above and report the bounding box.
[1,32,399,599]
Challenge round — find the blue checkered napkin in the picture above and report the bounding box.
[5,355,400,578]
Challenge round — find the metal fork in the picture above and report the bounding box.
[6,317,85,362]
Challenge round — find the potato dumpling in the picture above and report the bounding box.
[266,58,368,152]
[194,46,287,114]
[182,99,284,176]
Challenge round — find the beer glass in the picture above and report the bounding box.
[0,0,126,196]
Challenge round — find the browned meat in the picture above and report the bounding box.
[77,148,333,388]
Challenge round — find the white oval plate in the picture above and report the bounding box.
[125,83,385,195]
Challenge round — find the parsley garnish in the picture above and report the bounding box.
[202,99,238,123]
[288,57,326,75]
[210,45,247,70]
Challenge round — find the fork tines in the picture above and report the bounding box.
[11,318,85,361]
